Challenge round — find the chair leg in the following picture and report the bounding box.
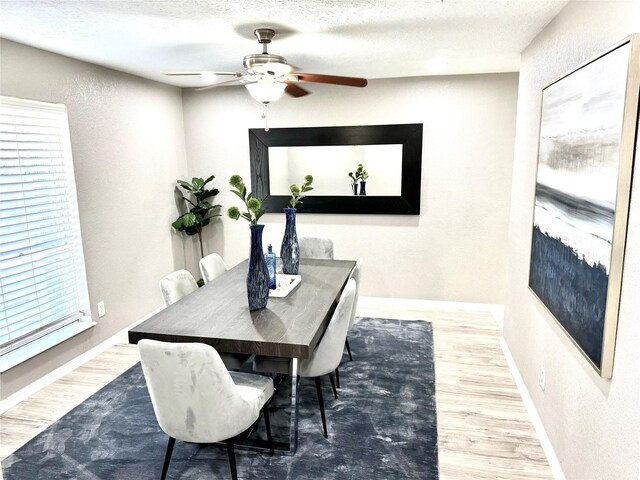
[226,440,238,480]
[335,367,340,389]
[315,376,328,438]
[345,337,353,361]
[263,405,274,455]
[160,436,175,480]
[328,372,338,399]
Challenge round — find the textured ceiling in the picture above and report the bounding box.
[0,0,568,88]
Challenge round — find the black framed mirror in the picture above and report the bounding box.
[249,124,423,214]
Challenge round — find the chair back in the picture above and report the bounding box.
[299,278,356,378]
[138,340,259,443]
[348,258,363,331]
[199,253,228,284]
[159,269,198,306]
[299,237,334,259]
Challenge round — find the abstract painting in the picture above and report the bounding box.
[529,37,639,377]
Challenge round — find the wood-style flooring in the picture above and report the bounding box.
[0,299,553,479]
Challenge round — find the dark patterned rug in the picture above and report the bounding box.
[2,318,438,479]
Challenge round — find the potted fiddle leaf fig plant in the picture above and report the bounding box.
[172,175,221,261]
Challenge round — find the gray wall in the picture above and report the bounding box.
[182,73,519,303]
[0,39,188,399]
[503,2,640,479]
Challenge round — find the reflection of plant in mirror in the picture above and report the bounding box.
[289,175,314,208]
[348,163,369,184]
[172,176,221,260]
[227,175,265,225]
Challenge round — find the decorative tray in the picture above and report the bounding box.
[268,274,302,298]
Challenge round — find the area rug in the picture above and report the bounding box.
[2,318,438,479]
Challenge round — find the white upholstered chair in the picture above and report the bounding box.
[158,269,249,371]
[199,253,228,284]
[159,269,198,307]
[138,340,274,480]
[345,257,364,361]
[299,237,334,259]
[254,278,356,438]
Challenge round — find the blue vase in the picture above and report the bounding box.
[247,224,269,311]
[280,207,300,275]
[359,181,367,196]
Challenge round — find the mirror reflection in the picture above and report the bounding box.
[268,144,403,196]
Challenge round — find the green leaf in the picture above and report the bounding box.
[255,209,265,223]
[203,175,215,185]
[199,188,219,200]
[181,212,197,227]
[191,177,204,190]
[177,180,193,191]
[231,189,245,201]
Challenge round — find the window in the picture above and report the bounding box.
[0,96,91,361]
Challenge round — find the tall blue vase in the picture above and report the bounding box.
[247,224,269,311]
[280,207,300,275]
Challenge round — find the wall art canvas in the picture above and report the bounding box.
[529,37,639,378]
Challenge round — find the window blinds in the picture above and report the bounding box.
[0,96,90,354]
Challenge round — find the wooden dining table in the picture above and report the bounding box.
[128,257,355,454]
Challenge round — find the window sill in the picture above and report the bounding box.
[0,320,97,373]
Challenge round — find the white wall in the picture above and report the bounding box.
[182,73,518,302]
[504,2,640,479]
[0,39,187,399]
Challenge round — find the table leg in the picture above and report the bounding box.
[232,358,299,455]
[289,358,299,454]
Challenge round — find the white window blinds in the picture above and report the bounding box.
[0,96,90,354]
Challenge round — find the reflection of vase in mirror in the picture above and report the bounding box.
[359,181,367,196]
[281,208,300,274]
[351,183,358,196]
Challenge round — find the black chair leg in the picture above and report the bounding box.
[345,337,353,361]
[328,372,338,399]
[161,436,175,480]
[226,440,238,480]
[335,367,340,389]
[263,405,274,455]
[314,376,328,438]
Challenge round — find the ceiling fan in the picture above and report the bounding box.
[164,28,368,104]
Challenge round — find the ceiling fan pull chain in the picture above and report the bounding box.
[262,102,269,131]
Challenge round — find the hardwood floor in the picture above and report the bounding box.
[0,299,553,479]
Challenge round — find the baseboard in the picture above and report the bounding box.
[0,306,164,415]
[500,337,566,480]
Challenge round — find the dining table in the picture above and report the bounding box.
[128,257,356,454]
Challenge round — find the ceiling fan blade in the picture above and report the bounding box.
[284,81,310,98]
[194,77,247,91]
[163,71,242,77]
[292,73,368,87]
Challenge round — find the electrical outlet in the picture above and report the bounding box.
[97,301,106,318]
[539,366,546,391]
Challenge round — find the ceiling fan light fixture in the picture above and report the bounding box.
[245,80,286,103]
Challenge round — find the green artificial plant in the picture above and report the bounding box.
[288,175,314,208]
[227,175,265,225]
[172,176,221,259]
[348,163,369,184]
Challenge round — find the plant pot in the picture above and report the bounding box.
[247,224,269,310]
[280,207,300,275]
[352,183,358,195]
[359,181,367,196]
